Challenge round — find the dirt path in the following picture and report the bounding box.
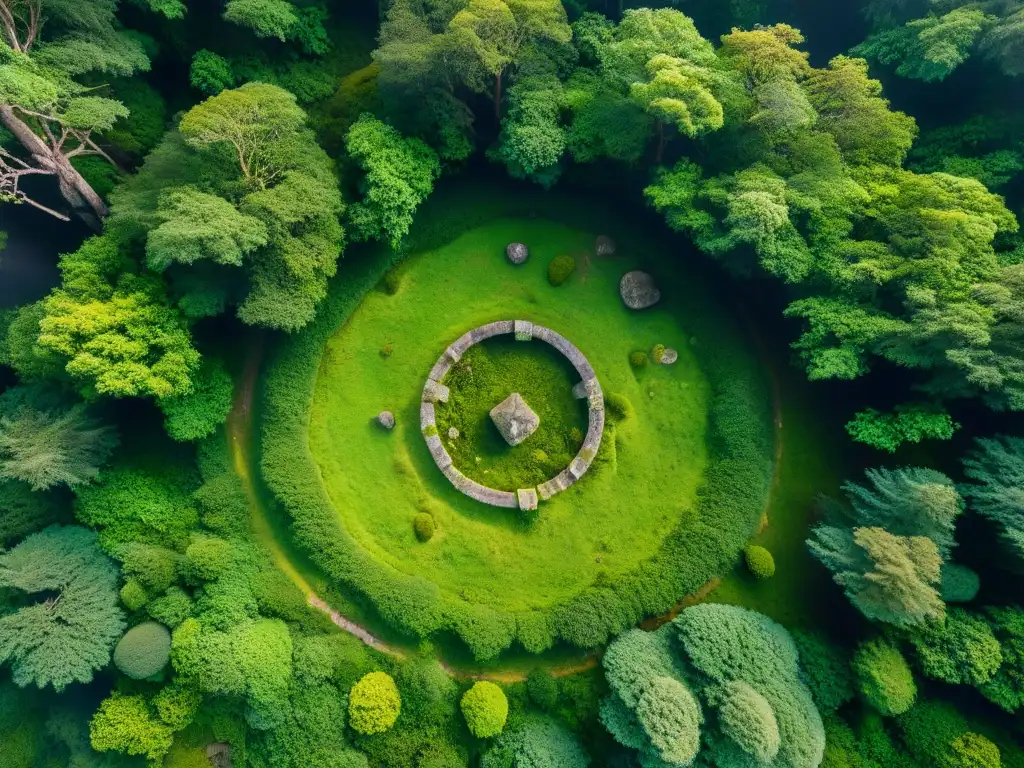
[229,307,787,681]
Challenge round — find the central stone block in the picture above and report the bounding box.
[489,392,539,446]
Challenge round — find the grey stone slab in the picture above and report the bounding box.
[514,320,533,341]
[429,357,453,382]
[588,393,604,412]
[419,401,436,429]
[572,378,600,399]
[517,488,538,511]
[423,379,450,403]
[426,435,452,470]
[569,457,587,479]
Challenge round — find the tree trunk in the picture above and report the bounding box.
[494,71,503,121]
[0,105,107,231]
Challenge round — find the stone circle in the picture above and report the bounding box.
[506,243,529,265]
[421,321,605,511]
[620,270,661,310]
[378,411,395,429]
[595,235,616,257]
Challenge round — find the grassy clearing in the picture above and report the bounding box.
[308,219,712,613]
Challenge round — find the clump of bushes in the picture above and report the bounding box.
[461,681,508,738]
[413,513,435,542]
[547,255,576,286]
[526,668,558,711]
[941,564,980,603]
[348,671,401,734]
[651,344,667,363]
[630,351,648,368]
[120,579,148,611]
[744,545,775,580]
[113,622,171,679]
[605,392,635,423]
[853,639,917,716]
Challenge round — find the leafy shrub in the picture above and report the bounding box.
[945,732,1001,768]
[147,587,193,628]
[546,255,576,286]
[113,622,172,679]
[897,699,970,766]
[482,716,590,768]
[717,680,781,764]
[527,668,558,711]
[790,630,855,712]
[183,535,232,582]
[744,545,776,579]
[652,344,667,363]
[349,672,401,735]
[120,579,148,611]
[846,404,959,453]
[907,609,1002,686]
[605,392,634,422]
[190,50,236,95]
[853,639,916,715]
[159,359,234,442]
[630,351,648,368]
[636,676,702,765]
[941,564,981,603]
[462,681,508,738]
[89,693,173,762]
[413,513,435,542]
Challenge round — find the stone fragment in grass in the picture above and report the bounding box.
[660,347,678,364]
[490,393,540,446]
[378,411,395,429]
[506,243,529,264]
[517,488,538,511]
[595,235,616,256]
[620,270,660,309]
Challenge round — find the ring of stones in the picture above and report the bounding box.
[420,320,605,513]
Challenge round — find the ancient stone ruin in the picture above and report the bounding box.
[420,321,604,513]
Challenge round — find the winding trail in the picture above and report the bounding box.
[228,301,787,680]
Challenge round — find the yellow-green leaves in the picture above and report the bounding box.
[630,54,724,138]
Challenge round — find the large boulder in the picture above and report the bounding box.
[490,393,539,446]
[378,411,395,429]
[620,271,661,310]
[506,243,529,265]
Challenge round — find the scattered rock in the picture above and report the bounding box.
[448,427,460,440]
[660,348,679,364]
[378,411,395,430]
[490,392,540,446]
[506,243,529,265]
[620,271,661,310]
[595,235,616,257]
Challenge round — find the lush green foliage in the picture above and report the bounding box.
[349,671,402,735]
[113,621,172,679]
[852,638,917,716]
[0,385,117,490]
[846,405,959,453]
[962,435,1024,564]
[462,681,509,738]
[345,114,441,249]
[0,525,124,690]
[744,544,776,579]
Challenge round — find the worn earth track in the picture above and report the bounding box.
[229,309,785,681]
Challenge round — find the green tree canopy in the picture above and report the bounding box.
[345,113,441,250]
[0,384,117,490]
[0,525,124,690]
[110,83,345,332]
[961,435,1024,563]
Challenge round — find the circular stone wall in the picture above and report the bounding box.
[421,321,604,512]
[260,212,774,659]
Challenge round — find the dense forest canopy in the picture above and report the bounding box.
[0,0,1023,766]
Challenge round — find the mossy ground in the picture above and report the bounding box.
[308,218,720,613]
[436,338,588,491]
